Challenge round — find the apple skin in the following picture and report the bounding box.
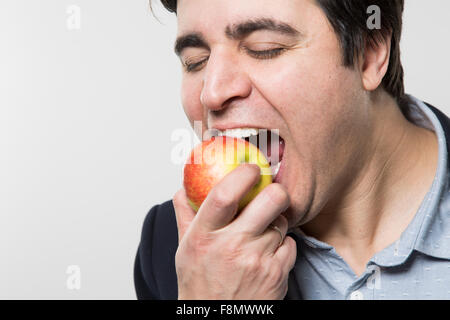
[183,136,273,212]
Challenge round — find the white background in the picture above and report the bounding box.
[0,0,449,299]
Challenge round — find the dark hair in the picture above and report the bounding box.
[153,0,410,117]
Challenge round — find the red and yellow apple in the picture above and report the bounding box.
[183,136,272,212]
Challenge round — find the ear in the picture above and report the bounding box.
[360,33,392,92]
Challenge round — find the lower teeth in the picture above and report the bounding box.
[271,161,282,177]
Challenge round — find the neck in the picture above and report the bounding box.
[300,92,438,276]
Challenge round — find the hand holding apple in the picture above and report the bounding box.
[173,164,296,299]
[172,135,296,299]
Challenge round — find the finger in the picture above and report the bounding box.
[254,214,288,254]
[232,183,290,235]
[273,235,297,276]
[194,163,261,231]
[172,188,196,242]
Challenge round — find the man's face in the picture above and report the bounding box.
[176,0,372,227]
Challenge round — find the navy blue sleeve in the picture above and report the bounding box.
[134,204,161,300]
[134,200,179,300]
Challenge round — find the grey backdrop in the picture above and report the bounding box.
[1,0,449,299]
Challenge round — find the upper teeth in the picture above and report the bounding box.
[271,161,282,176]
[213,127,283,177]
[216,128,259,139]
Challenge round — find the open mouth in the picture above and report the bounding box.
[214,128,285,177]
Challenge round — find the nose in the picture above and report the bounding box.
[200,48,252,112]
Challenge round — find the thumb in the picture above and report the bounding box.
[172,188,196,242]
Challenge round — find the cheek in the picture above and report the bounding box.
[181,78,204,125]
[252,49,365,178]
[258,52,362,136]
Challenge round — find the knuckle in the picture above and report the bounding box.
[179,230,214,260]
[284,237,298,267]
[209,188,237,212]
[261,258,286,296]
[266,184,290,208]
[269,264,284,284]
[243,163,261,176]
[241,253,261,272]
[287,236,297,253]
[191,232,214,253]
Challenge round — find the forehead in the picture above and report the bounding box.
[176,0,315,35]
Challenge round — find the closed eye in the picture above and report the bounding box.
[183,58,208,73]
[183,47,287,73]
[244,47,286,59]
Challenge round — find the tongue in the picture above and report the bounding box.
[260,133,284,165]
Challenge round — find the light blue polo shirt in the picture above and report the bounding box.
[287,95,450,300]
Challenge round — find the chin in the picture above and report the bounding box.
[283,167,320,229]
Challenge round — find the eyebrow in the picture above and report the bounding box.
[174,17,302,57]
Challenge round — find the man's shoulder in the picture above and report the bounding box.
[424,102,450,127]
[143,200,178,234]
[134,199,179,300]
[139,199,178,254]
